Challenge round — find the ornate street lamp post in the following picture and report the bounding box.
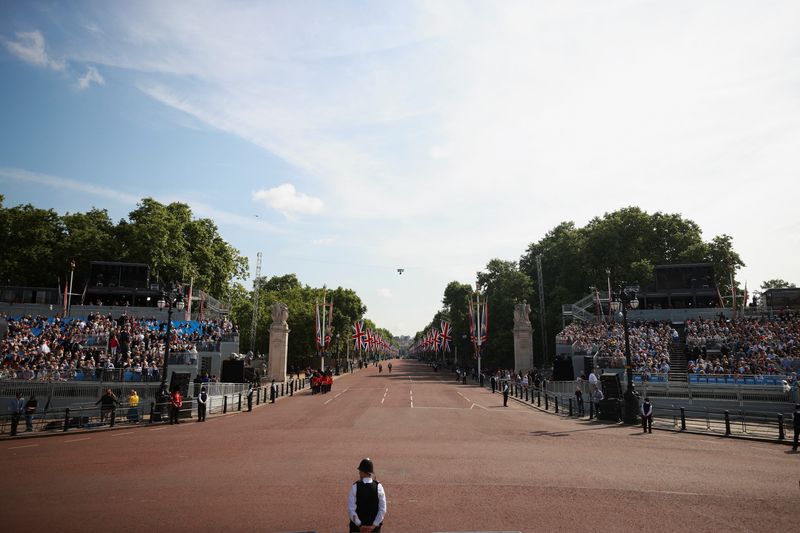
[157,289,185,390]
[611,285,640,424]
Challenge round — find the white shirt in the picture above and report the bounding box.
[588,372,598,385]
[347,477,387,527]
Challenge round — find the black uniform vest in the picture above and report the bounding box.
[355,480,380,525]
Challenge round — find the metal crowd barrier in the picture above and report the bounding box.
[476,373,796,444]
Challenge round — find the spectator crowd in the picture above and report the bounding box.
[1,312,238,381]
[685,315,799,376]
[558,321,675,376]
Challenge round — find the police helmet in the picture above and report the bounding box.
[357,458,374,474]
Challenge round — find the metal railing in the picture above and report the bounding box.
[477,373,797,444]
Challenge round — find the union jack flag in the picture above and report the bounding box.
[440,321,452,352]
[352,320,366,351]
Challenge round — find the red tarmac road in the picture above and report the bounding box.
[2,359,797,532]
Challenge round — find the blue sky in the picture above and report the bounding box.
[2,1,799,335]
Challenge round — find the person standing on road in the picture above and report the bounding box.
[247,382,254,412]
[96,388,119,424]
[592,387,604,417]
[575,388,585,417]
[169,388,182,424]
[197,386,208,422]
[502,380,509,407]
[8,392,25,436]
[378,363,383,374]
[641,397,653,433]
[792,403,800,451]
[270,379,278,403]
[24,394,38,432]
[490,374,496,393]
[347,458,387,532]
[388,362,392,374]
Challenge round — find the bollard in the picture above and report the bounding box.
[223,395,228,414]
[150,402,155,424]
[537,390,541,407]
[63,407,70,432]
[554,397,559,414]
[777,414,785,441]
[569,398,573,417]
[680,407,686,430]
[290,381,294,396]
[110,409,116,427]
[724,410,731,436]
[545,394,549,411]
[256,388,261,406]
[589,400,594,420]
[525,388,529,401]
[238,393,242,411]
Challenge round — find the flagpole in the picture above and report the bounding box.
[67,259,76,317]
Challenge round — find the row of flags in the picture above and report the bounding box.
[350,320,397,356]
[409,294,489,357]
[314,293,333,351]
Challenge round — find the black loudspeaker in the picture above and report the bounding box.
[583,356,594,377]
[221,359,245,383]
[600,373,623,400]
[0,318,7,338]
[552,356,574,381]
[170,372,191,397]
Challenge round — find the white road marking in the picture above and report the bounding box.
[111,432,133,437]
[324,388,349,405]
[64,437,90,443]
[149,427,168,431]
[8,444,39,450]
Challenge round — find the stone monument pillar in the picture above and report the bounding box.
[513,300,534,373]
[267,303,289,382]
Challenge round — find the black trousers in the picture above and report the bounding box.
[10,413,20,436]
[642,415,652,432]
[197,403,206,421]
[503,392,509,406]
[349,521,382,532]
[793,426,799,450]
[170,405,180,424]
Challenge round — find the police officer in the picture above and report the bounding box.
[502,380,509,407]
[641,397,653,433]
[197,386,208,422]
[347,458,387,532]
[792,403,800,452]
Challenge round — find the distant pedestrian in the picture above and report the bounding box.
[127,389,139,422]
[169,388,182,424]
[247,382,254,412]
[95,388,119,424]
[348,458,387,532]
[24,394,38,432]
[575,388,584,416]
[641,397,653,433]
[8,392,24,436]
[592,387,604,417]
[792,403,800,452]
[502,381,509,407]
[270,379,277,403]
[388,362,392,373]
[197,386,208,422]
[378,363,383,374]
[490,375,496,393]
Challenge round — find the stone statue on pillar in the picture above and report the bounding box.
[513,300,534,373]
[267,303,290,382]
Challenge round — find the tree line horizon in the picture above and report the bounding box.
[1,198,794,368]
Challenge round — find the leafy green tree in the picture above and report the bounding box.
[0,200,65,287]
[760,279,796,289]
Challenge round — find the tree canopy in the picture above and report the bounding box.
[0,196,247,299]
[230,274,395,369]
[416,207,752,369]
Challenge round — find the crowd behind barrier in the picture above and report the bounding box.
[556,315,800,383]
[0,312,238,382]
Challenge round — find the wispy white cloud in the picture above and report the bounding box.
[252,184,324,218]
[0,167,281,235]
[3,30,65,71]
[77,66,105,89]
[311,237,337,246]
